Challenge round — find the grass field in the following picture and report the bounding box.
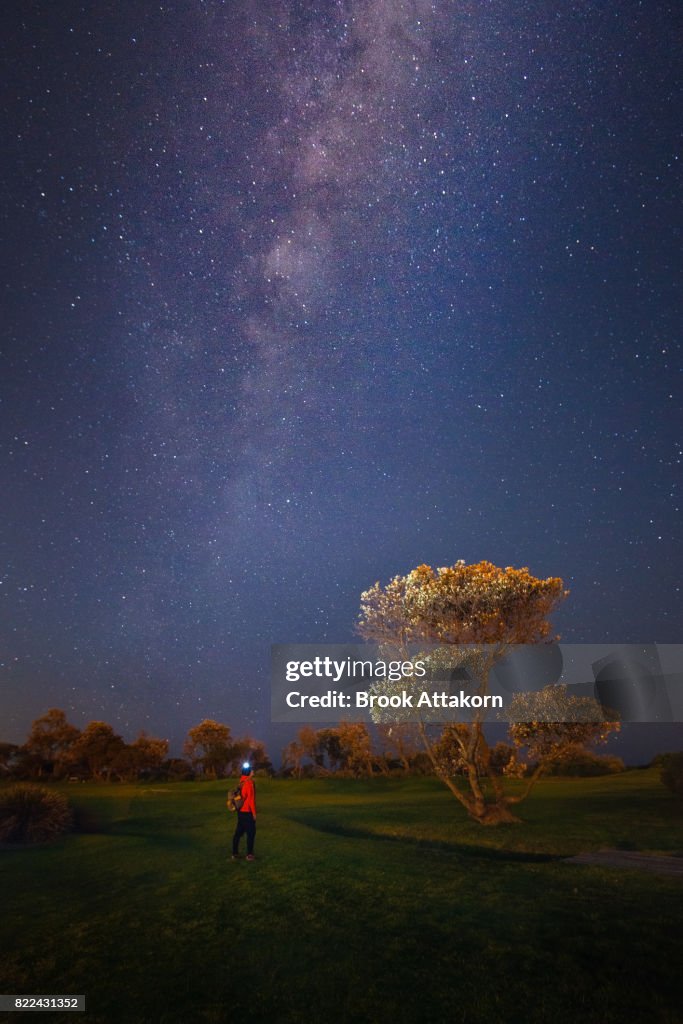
[1,770,682,1024]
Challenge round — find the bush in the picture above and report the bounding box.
[160,758,195,782]
[545,749,626,777]
[0,784,73,844]
[658,752,683,798]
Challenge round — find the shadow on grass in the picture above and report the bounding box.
[284,813,561,863]
[107,820,204,846]
[72,805,101,833]
[71,807,203,848]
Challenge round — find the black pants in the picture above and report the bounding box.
[232,811,256,855]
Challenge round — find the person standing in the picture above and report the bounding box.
[232,762,256,861]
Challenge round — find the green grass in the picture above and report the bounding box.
[1,770,682,1024]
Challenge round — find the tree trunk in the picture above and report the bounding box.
[469,801,521,825]
[418,719,521,825]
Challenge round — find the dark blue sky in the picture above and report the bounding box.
[1,1,681,761]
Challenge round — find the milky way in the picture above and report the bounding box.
[1,1,680,758]
[229,1,450,502]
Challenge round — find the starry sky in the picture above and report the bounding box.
[2,1,681,761]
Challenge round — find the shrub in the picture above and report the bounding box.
[545,749,626,777]
[0,784,73,844]
[161,758,195,782]
[658,752,683,799]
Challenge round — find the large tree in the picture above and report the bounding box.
[358,560,616,824]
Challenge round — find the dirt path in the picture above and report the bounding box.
[566,850,683,877]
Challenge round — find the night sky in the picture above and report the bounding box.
[2,1,681,760]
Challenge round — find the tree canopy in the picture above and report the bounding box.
[359,560,568,648]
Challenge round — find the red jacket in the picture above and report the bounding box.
[239,774,256,816]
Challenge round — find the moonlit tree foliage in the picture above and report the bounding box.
[356,560,615,825]
[375,723,421,774]
[69,722,126,783]
[337,721,375,777]
[505,684,618,796]
[112,732,170,783]
[183,719,233,779]
[183,720,271,778]
[8,710,171,782]
[23,708,80,779]
[282,723,376,777]
[282,726,319,778]
[506,684,619,777]
[359,561,568,647]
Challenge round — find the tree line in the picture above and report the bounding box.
[0,711,272,783]
[0,707,623,786]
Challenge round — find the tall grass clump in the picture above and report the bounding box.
[0,784,73,844]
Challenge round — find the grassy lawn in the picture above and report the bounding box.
[1,770,682,1023]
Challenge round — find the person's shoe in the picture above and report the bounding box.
[231,854,240,860]
[246,854,255,861]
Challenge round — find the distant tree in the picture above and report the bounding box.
[411,751,435,775]
[229,737,272,775]
[108,744,141,784]
[297,726,322,769]
[282,740,305,778]
[337,721,374,776]
[23,708,80,779]
[488,741,521,776]
[130,731,169,774]
[372,725,392,774]
[161,757,194,781]
[228,737,250,774]
[281,726,321,777]
[184,719,233,778]
[283,725,375,777]
[247,739,272,775]
[282,725,374,777]
[357,560,602,824]
[109,732,170,782]
[0,742,20,777]
[69,722,125,782]
[10,748,46,781]
[375,723,420,774]
[541,746,625,777]
[316,728,343,773]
